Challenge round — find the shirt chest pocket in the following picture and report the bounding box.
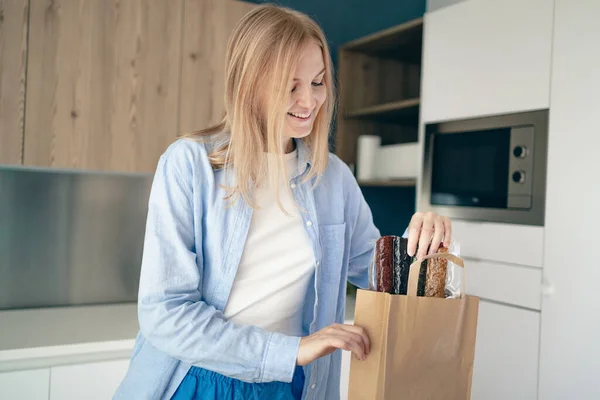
[318,223,346,284]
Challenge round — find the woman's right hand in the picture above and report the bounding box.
[296,324,370,366]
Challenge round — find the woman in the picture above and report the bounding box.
[115,4,451,400]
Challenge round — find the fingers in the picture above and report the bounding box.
[328,324,370,360]
[330,330,367,361]
[428,217,444,256]
[407,213,423,257]
[417,214,434,260]
[336,324,370,355]
[328,330,366,360]
[408,212,453,258]
[443,217,452,247]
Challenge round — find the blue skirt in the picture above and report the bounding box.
[171,365,305,400]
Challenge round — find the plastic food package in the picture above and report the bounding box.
[368,236,463,298]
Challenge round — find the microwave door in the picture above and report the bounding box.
[430,128,511,209]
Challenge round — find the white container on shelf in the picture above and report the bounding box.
[374,142,419,180]
[356,135,381,180]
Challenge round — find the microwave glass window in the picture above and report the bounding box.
[430,128,510,208]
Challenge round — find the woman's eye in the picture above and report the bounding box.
[312,81,324,87]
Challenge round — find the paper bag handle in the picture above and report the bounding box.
[407,252,466,298]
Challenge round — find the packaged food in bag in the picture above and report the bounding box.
[369,235,463,298]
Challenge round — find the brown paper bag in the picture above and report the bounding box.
[348,253,479,400]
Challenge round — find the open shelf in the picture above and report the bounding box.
[342,18,423,63]
[358,178,417,187]
[345,98,420,123]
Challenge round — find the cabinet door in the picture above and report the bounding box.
[540,1,600,399]
[0,0,28,164]
[421,0,554,123]
[178,0,256,133]
[471,301,540,400]
[0,368,50,400]
[50,359,130,400]
[24,0,184,173]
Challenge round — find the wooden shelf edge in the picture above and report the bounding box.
[345,98,420,119]
[358,178,417,187]
[341,17,423,51]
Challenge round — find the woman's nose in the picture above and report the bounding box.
[295,85,315,109]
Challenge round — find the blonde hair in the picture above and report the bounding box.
[185,4,335,208]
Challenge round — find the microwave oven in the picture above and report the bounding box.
[420,109,548,226]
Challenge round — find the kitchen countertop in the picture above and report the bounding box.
[0,303,138,372]
[0,295,358,373]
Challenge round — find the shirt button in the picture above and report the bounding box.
[306,220,313,227]
[290,183,297,189]
[310,383,316,389]
[316,261,320,267]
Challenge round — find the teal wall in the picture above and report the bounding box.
[247,0,426,64]
[247,0,425,235]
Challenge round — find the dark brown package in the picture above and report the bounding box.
[374,236,412,295]
[375,236,394,293]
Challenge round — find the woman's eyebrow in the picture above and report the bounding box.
[293,68,326,81]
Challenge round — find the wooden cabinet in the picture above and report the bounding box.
[23,0,184,173]
[335,18,422,180]
[179,0,255,133]
[49,359,130,400]
[421,0,554,123]
[0,368,50,400]
[0,0,28,165]
[471,301,540,400]
[8,0,253,173]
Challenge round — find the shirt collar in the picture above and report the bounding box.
[293,138,312,179]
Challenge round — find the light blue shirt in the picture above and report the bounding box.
[114,137,381,399]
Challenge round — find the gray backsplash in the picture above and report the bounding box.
[0,166,153,310]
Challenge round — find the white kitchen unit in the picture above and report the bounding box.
[452,220,544,268]
[421,0,554,123]
[419,0,600,398]
[539,0,600,399]
[471,301,540,400]
[452,219,544,400]
[50,359,130,400]
[466,259,542,311]
[0,368,50,400]
[0,304,136,400]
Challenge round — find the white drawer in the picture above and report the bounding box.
[465,259,542,310]
[471,300,540,400]
[452,220,544,267]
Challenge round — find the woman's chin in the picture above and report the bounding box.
[285,126,313,139]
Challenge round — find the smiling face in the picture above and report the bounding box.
[282,41,327,150]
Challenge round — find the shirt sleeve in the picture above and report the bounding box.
[339,162,382,289]
[137,143,300,383]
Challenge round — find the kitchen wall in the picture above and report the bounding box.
[249,0,426,234]
[248,0,425,64]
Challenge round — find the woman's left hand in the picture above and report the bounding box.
[406,212,452,260]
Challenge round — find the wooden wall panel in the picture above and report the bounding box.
[24,0,184,173]
[179,0,255,134]
[0,0,29,165]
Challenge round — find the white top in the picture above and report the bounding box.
[223,149,315,337]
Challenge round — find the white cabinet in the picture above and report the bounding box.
[421,0,554,123]
[340,349,351,400]
[466,259,542,310]
[50,359,130,400]
[0,368,50,400]
[471,301,540,400]
[452,220,544,268]
[539,1,600,399]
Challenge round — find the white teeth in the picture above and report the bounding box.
[289,112,310,119]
